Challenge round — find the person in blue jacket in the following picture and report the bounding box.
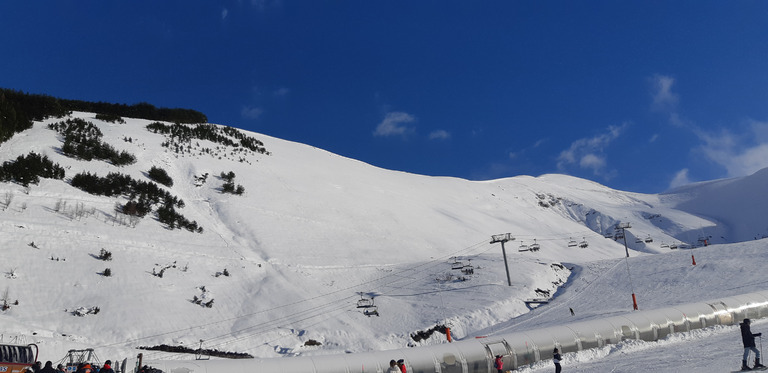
[741,318,766,370]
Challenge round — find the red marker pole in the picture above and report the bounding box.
[632,293,638,310]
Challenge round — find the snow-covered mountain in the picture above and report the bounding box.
[1,111,767,371]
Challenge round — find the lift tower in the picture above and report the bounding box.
[490,233,515,286]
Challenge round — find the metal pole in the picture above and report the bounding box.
[501,241,512,286]
[622,231,629,258]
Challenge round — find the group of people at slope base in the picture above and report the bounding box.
[23,359,115,373]
[386,358,407,372]
[494,350,561,373]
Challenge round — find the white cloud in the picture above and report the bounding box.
[273,87,290,97]
[241,106,263,120]
[650,74,679,112]
[428,130,450,140]
[669,168,692,189]
[532,139,547,148]
[373,112,416,137]
[556,123,628,177]
[221,8,229,19]
[694,120,768,178]
[579,153,606,170]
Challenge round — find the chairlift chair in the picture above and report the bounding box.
[660,242,669,248]
[364,306,379,317]
[518,241,529,252]
[644,235,653,243]
[356,294,375,308]
[669,243,678,250]
[578,238,588,248]
[529,239,540,252]
[635,237,643,243]
[567,238,577,247]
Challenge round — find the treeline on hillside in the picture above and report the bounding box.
[146,122,269,154]
[60,99,207,124]
[0,88,207,144]
[71,171,202,233]
[49,118,136,166]
[137,344,253,359]
[0,89,67,143]
[0,152,65,186]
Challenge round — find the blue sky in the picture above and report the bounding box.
[2,1,767,193]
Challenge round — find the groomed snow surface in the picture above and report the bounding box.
[1,112,767,372]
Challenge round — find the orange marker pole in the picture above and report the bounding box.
[692,254,696,266]
[632,293,638,310]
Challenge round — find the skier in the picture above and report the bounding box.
[741,318,766,370]
[553,348,562,373]
[494,355,504,373]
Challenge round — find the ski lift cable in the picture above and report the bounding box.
[94,237,491,350]
[198,238,492,347]
[205,302,354,351]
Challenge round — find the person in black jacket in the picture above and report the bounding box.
[38,361,57,373]
[553,348,562,373]
[741,318,766,370]
[98,360,115,373]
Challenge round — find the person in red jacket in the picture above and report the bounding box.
[98,360,115,373]
[494,355,503,373]
[396,359,406,373]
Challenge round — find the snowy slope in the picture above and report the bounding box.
[0,112,766,372]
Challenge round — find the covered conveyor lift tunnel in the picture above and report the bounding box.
[127,290,768,373]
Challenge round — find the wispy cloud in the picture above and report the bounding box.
[669,168,691,189]
[373,112,416,137]
[428,130,450,140]
[556,123,628,177]
[251,0,282,11]
[694,120,768,178]
[273,87,290,97]
[650,74,679,112]
[221,8,229,20]
[241,106,264,120]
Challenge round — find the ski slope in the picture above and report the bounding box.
[0,112,767,372]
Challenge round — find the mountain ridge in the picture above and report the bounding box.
[1,110,766,364]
